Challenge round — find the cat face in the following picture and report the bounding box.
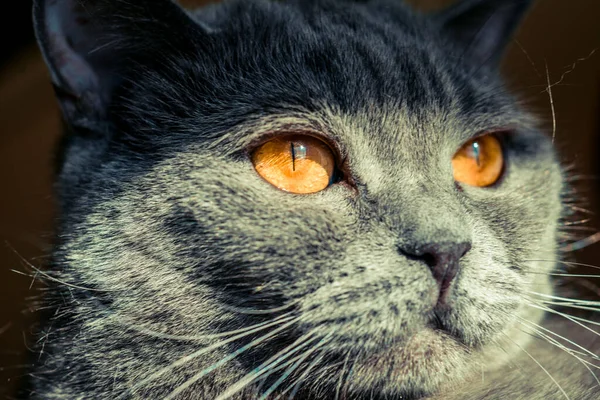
[35,0,563,398]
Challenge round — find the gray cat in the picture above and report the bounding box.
[27,0,599,398]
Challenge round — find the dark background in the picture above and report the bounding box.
[1,0,599,398]
[0,1,34,68]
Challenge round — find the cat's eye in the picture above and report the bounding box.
[452,134,504,187]
[251,135,336,194]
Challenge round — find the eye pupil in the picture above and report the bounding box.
[290,142,296,171]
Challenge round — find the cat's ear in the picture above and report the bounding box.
[33,0,208,134]
[435,0,533,68]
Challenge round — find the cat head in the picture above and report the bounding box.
[35,0,563,397]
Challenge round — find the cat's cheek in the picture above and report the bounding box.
[293,239,448,351]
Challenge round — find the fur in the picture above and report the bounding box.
[27,0,599,398]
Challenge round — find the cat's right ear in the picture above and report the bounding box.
[33,0,208,135]
[435,0,533,69]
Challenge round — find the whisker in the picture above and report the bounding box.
[526,302,600,336]
[559,226,598,232]
[163,318,300,400]
[524,259,600,271]
[514,319,600,388]
[221,300,301,315]
[0,322,12,337]
[561,278,600,298]
[514,40,542,78]
[328,350,350,400]
[502,332,570,400]
[258,332,333,400]
[340,354,359,399]
[530,331,600,370]
[519,271,600,278]
[254,348,319,394]
[7,242,117,293]
[527,291,600,306]
[562,233,600,252]
[214,331,323,400]
[562,218,592,226]
[275,351,328,399]
[211,274,265,281]
[303,363,339,398]
[515,315,600,361]
[125,312,295,342]
[119,315,297,399]
[533,301,600,314]
[543,61,557,143]
[567,206,595,215]
[562,314,600,327]
[514,323,600,389]
[547,47,599,91]
[11,267,116,293]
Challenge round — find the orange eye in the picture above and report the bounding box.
[251,135,336,194]
[452,134,504,187]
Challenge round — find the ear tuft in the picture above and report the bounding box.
[436,0,533,69]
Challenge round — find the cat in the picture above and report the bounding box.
[26,0,599,398]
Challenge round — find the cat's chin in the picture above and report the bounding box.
[320,327,477,397]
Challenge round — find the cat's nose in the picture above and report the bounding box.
[400,242,471,302]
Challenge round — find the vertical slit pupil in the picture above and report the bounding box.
[291,142,296,172]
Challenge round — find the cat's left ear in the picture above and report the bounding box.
[33,0,208,134]
[435,0,533,68]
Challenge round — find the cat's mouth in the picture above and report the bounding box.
[429,304,458,335]
[328,314,467,355]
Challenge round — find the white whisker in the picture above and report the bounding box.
[525,259,600,271]
[547,47,599,90]
[515,319,600,388]
[163,318,299,400]
[533,300,600,314]
[503,333,570,400]
[563,233,600,252]
[258,332,333,400]
[254,348,320,393]
[275,351,327,399]
[214,331,323,400]
[543,61,557,143]
[7,244,118,293]
[527,291,600,307]
[515,315,600,361]
[526,302,600,337]
[334,352,352,400]
[520,271,600,278]
[125,312,294,342]
[120,315,297,399]
[221,300,301,315]
[563,218,592,226]
[518,328,600,394]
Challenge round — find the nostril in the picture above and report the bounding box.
[398,247,423,262]
[421,252,437,269]
[398,247,438,268]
